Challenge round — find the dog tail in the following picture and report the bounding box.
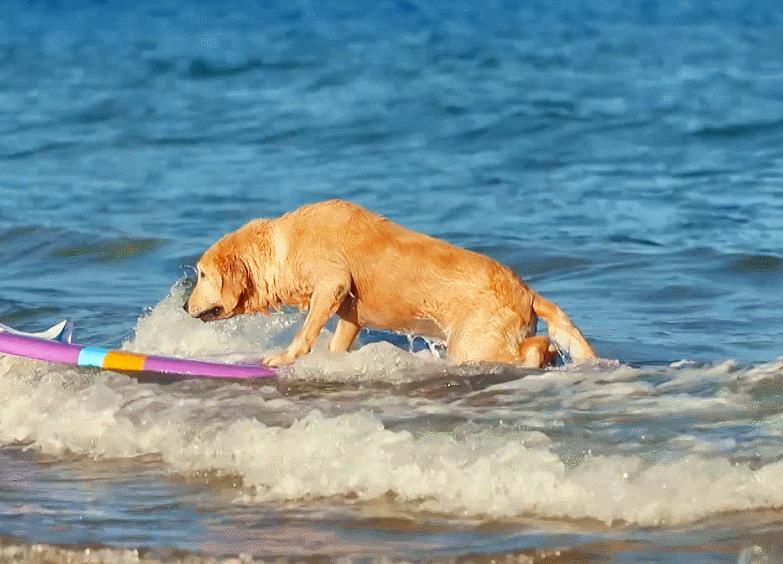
[531,292,597,363]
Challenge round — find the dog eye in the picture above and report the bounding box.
[199,271,205,279]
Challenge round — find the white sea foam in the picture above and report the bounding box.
[2,285,783,527]
[2,360,783,526]
[124,283,442,382]
[289,342,443,383]
[123,281,299,360]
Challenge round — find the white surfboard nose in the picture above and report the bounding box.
[0,320,74,343]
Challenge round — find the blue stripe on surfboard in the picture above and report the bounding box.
[77,346,109,368]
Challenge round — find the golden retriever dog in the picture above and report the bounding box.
[185,199,597,368]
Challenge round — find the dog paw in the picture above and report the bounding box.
[263,351,295,367]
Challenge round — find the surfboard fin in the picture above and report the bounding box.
[0,320,74,343]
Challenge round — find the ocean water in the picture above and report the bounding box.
[2,0,783,561]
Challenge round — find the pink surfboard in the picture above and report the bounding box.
[0,321,276,380]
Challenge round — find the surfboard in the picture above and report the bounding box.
[0,321,277,380]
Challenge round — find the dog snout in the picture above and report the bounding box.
[183,299,190,314]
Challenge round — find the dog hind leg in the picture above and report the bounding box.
[448,310,557,369]
[447,310,520,365]
[517,335,557,368]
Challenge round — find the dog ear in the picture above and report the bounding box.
[217,255,249,313]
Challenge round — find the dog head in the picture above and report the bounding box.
[185,232,253,322]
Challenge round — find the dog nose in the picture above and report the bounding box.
[183,300,190,313]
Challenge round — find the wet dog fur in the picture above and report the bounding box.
[185,199,597,368]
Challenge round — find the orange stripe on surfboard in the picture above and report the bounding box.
[103,350,146,372]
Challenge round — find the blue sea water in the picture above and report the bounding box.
[2,0,783,561]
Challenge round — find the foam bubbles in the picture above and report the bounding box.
[290,342,443,383]
[124,282,442,382]
[2,364,783,526]
[124,280,299,361]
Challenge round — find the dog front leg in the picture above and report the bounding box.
[264,278,350,366]
[330,296,360,353]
